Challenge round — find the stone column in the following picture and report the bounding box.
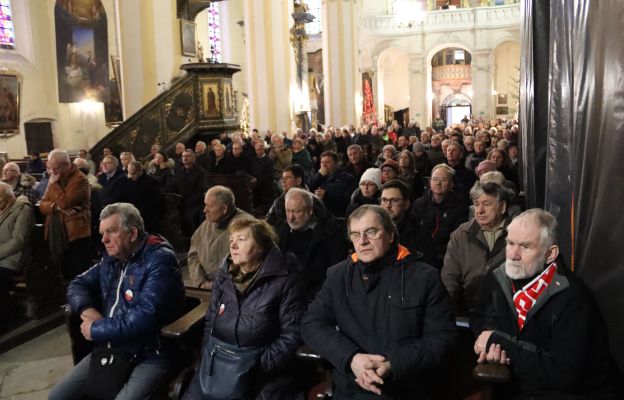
[409,55,428,126]
[471,50,493,119]
[372,55,385,124]
[243,0,296,133]
[322,0,358,127]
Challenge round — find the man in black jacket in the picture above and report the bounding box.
[308,150,356,218]
[302,205,456,399]
[380,179,434,266]
[277,188,347,298]
[122,161,161,233]
[472,209,616,399]
[166,149,207,236]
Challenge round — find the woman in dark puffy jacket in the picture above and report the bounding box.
[183,216,306,400]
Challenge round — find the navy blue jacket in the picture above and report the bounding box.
[68,235,185,359]
[206,246,305,374]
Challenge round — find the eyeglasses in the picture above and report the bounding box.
[380,197,404,206]
[348,227,384,242]
[431,177,450,183]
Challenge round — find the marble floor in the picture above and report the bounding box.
[0,325,72,399]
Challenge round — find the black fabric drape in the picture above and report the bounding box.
[522,0,624,372]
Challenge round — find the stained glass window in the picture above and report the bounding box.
[305,0,321,35]
[207,3,221,63]
[0,0,15,49]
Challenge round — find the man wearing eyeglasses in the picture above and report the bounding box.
[380,179,434,266]
[277,187,347,298]
[1,162,39,205]
[40,149,92,280]
[302,205,456,400]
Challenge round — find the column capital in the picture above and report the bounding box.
[409,55,426,75]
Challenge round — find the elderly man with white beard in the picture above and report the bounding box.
[470,209,616,400]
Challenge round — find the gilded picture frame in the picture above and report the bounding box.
[0,74,20,133]
[180,19,197,57]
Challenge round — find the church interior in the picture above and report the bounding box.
[1,0,624,398]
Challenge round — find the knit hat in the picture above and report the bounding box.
[381,159,400,175]
[359,168,382,189]
[475,160,497,176]
[413,142,425,153]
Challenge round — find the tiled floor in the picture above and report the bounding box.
[0,326,73,399]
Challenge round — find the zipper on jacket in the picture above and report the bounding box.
[109,264,127,318]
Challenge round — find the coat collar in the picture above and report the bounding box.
[493,262,570,327]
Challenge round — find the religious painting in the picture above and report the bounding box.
[202,83,220,116]
[223,82,234,115]
[0,74,19,132]
[497,94,508,105]
[54,0,109,103]
[180,19,196,57]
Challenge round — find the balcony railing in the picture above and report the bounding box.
[432,64,472,80]
[358,3,520,36]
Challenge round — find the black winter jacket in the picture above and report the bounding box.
[278,212,348,298]
[411,189,469,269]
[471,263,616,399]
[307,169,356,218]
[205,247,306,375]
[302,245,456,399]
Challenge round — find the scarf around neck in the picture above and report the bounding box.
[512,262,557,330]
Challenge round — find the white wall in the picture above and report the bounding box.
[493,41,520,114]
[380,49,410,110]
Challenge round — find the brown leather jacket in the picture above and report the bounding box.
[40,164,91,242]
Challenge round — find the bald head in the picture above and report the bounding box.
[1,162,21,185]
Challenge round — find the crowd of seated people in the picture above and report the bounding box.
[2,115,620,399]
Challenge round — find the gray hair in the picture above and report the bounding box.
[469,180,513,204]
[206,185,235,208]
[348,205,398,242]
[103,155,119,167]
[285,187,313,210]
[100,202,145,236]
[431,163,456,177]
[0,182,15,198]
[48,149,70,166]
[512,209,559,249]
[347,144,363,153]
[128,160,144,172]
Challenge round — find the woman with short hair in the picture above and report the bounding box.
[183,216,305,400]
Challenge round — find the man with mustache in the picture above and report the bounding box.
[471,209,616,399]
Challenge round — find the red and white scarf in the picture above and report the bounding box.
[512,262,557,330]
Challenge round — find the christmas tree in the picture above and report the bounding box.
[362,77,375,125]
[240,97,250,136]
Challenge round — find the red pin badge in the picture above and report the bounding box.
[124,289,134,302]
[218,303,225,315]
